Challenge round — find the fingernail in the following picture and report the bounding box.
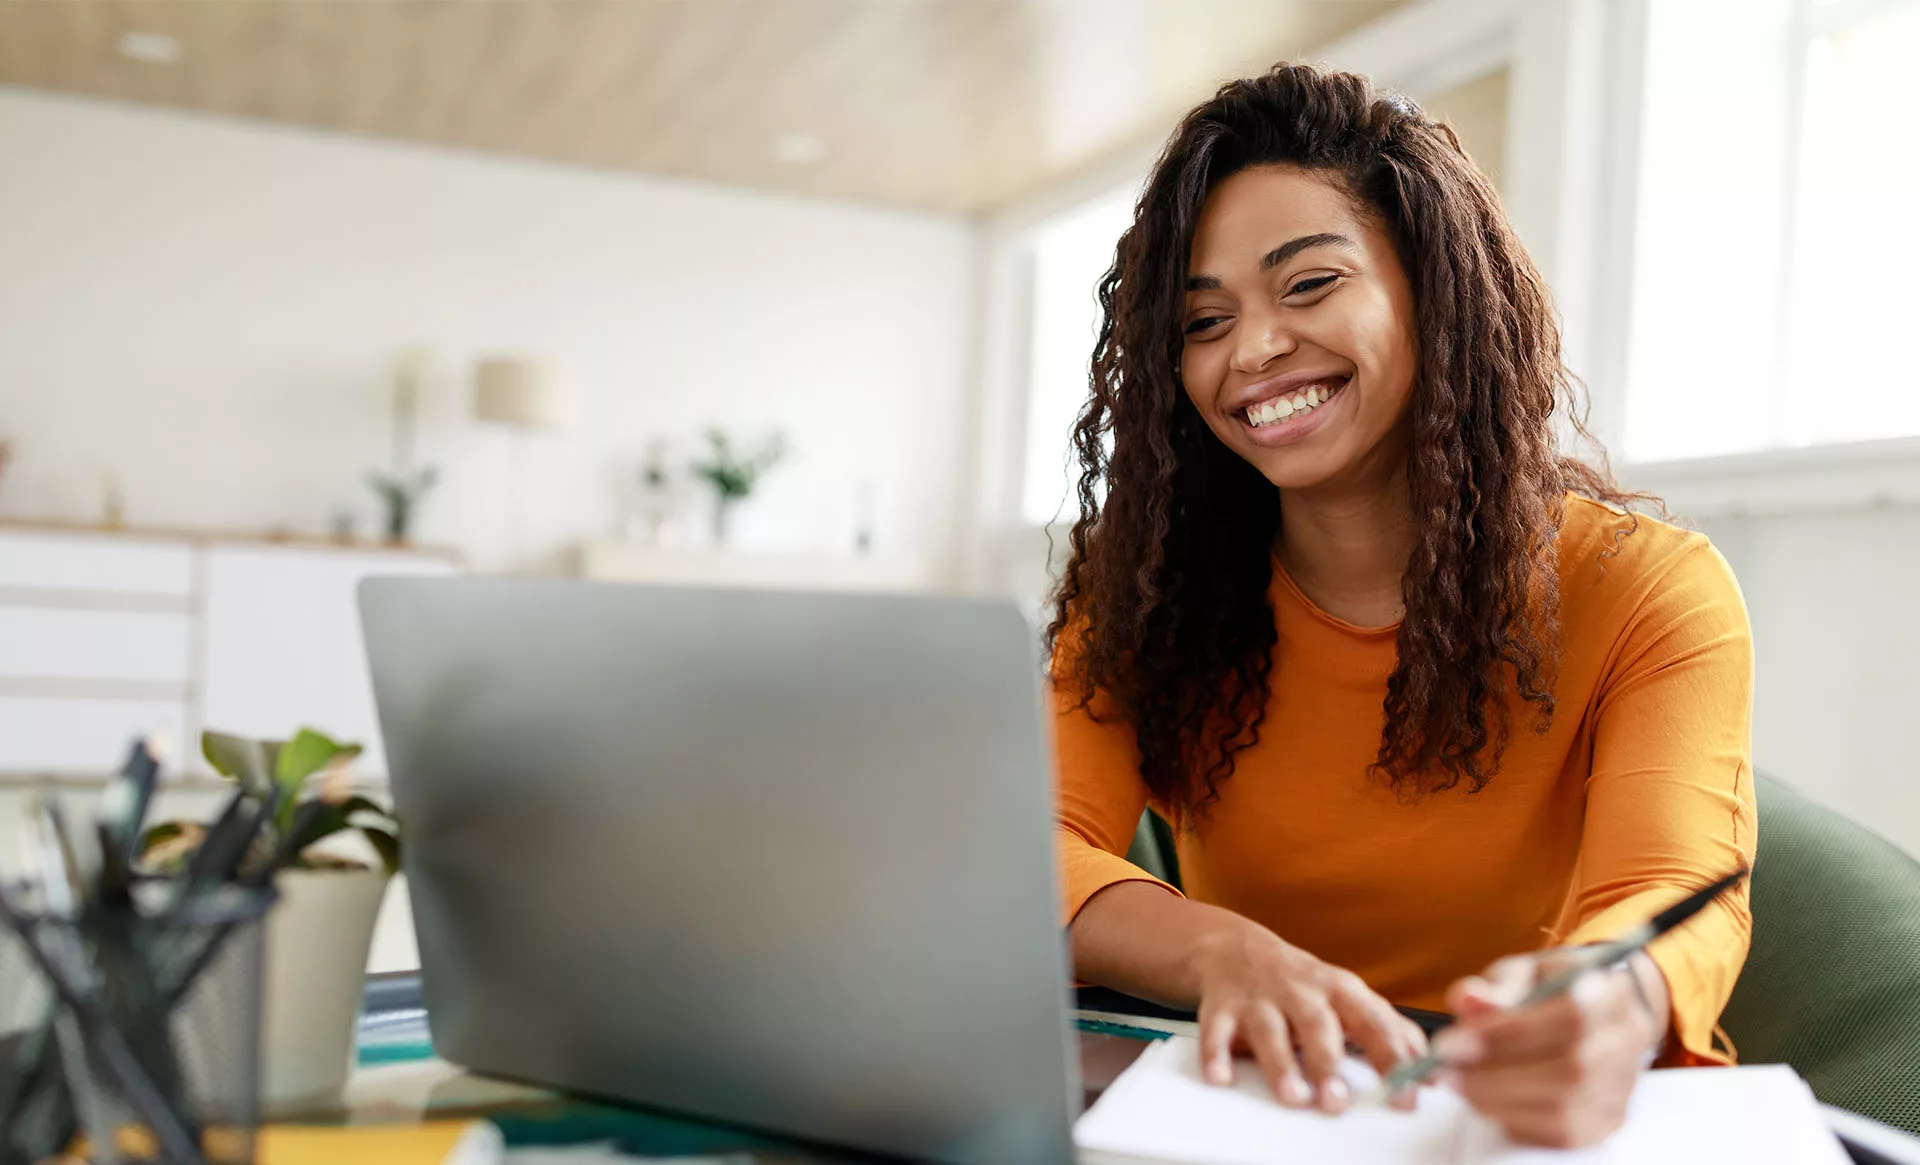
[1281,1077,1312,1106]
[1208,1059,1232,1085]
[1322,1077,1351,1111]
[1432,1027,1483,1064]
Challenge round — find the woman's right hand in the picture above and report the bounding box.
[1190,919,1428,1112]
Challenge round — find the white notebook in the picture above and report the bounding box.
[1074,1036,1849,1165]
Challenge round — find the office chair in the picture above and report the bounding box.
[1720,771,1920,1136]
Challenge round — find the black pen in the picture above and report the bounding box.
[99,737,162,861]
[25,804,124,1165]
[1367,867,1751,1102]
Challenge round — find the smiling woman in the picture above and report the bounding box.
[1048,64,1756,1149]
[1182,201,1414,491]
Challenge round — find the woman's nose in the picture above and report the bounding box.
[1229,310,1295,375]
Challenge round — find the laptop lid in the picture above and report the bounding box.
[359,577,1079,1163]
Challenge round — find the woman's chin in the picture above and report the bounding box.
[1251,456,1344,491]
[1236,437,1356,492]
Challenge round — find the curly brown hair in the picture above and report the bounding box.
[1046,64,1645,821]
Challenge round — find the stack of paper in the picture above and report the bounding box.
[1074,1036,1849,1164]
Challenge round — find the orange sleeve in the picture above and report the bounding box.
[1559,539,1757,1066]
[1051,674,1182,925]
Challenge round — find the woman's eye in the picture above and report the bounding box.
[1287,274,1339,297]
[1184,316,1229,336]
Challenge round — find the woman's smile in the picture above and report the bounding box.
[1233,371,1353,447]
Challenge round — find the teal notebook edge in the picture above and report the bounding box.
[353,1012,1169,1069]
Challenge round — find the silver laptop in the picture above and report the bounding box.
[358,577,1079,1163]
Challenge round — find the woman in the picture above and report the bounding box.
[1049,65,1754,1148]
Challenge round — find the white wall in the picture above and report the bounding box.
[1681,505,1920,857]
[0,88,978,576]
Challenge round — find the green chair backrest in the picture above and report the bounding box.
[1718,772,1920,1135]
[1125,811,1181,891]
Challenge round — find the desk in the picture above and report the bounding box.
[331,1023,1160,1164]
[329,1002,1920,1165]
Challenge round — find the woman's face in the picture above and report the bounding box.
[1180,164,1420,493]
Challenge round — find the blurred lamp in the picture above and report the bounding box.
[473,357,570,429]
[472,356,572,569]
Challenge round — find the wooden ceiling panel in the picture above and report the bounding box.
[0,0,1407,213]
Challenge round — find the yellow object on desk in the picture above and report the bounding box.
[257,1120,502,1165]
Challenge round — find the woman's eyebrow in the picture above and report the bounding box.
[1186,232,1358,290]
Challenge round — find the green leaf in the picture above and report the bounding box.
[286,802,349,856]
[140,820,191,850]
[281,795,393,868]
[690,429,787,501]
[137,821,198,873]
[338,795,397,831]
[275,728,362,787]
[201,730,280,787]
[366,470,438,503]
[359,826,401,877]
[271,728,363,833]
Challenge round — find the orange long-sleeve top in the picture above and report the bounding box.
[1054,495,1756,1066]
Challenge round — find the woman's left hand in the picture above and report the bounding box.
[1432,950,1671,1147]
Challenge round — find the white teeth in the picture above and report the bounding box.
[1246,380,1344,428]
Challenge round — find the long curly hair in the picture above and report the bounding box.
[1046,64,1645,821]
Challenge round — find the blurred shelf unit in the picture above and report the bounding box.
[575,541,929,593]
[0,522,458,782]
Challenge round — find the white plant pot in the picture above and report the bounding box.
[260,867,389,1110]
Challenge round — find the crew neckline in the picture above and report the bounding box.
[1270,553,1403,639]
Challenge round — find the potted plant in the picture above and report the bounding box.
[689,427,788,546]
[365,348,440,545]
[142,728,400,1110]
[365,466,438,544]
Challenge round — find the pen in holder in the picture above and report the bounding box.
[0,877,277,1165]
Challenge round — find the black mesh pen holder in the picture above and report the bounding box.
[0,880,277,1165]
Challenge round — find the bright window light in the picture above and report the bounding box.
[1781,1,1920,447]
[1021,186,1137,527]
[1625,0,1920,463]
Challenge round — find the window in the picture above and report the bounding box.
[1019,185,1136,527]
[1625,0,1920,463]
[1783,0,1920,447]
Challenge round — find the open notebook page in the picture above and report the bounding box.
[1074,1035,1849,1165]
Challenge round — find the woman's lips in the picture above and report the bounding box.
[1237,375,1351,446]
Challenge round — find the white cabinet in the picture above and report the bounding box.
[200,545,453,777]
[0,526,457,778]
[0,697,191,773]
[0,531,193,596]
[0,607,193,684]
